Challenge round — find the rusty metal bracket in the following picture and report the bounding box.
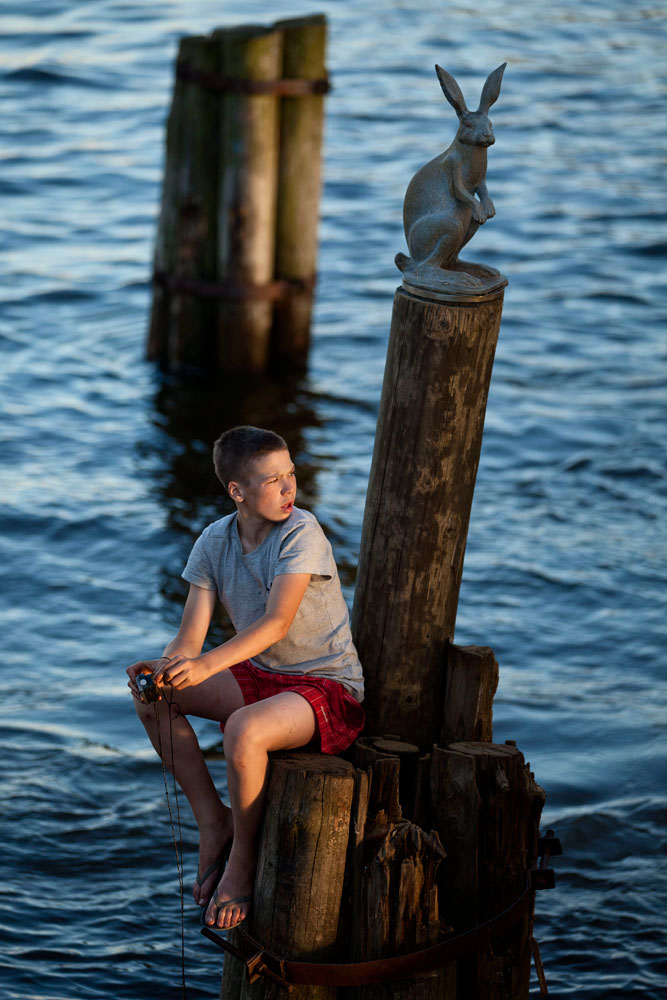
[152,269,316,302]
[177,62,331,96]
[200,927,293,992]
[529,828,562,891]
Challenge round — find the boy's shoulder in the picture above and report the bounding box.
[272,507,334,577]
[279,507,327,544]
[284,505,319,529]
[196,511,237,545]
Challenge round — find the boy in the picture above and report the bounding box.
[127,426,364,932]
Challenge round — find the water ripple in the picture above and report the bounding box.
[1,1,666,997]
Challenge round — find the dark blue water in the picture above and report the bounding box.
[1,1,666,997]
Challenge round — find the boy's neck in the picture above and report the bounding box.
[235,507,276,554]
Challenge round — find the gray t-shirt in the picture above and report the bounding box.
[181,507,364,701]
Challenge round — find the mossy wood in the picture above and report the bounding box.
[271,15,326,366]
[351,287,504,749]
[209,59,550,997]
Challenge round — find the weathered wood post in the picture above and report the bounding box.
[147,16,329,375]
[147,33,219,372]
[215,24,283,374]
[271,15,327,367]
[431,743,545,999]
[219,753,355,1000]
[351,284,505,747]
[348,744,456,1000]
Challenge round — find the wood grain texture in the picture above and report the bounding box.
[351,286,504,748]
[441,644,499,746]
[215,26,282,373]
[219,752,355,1000]
[347,754,456,1000]
[431,743,545,999]
[148,34,219,370]
[270,15,326,366]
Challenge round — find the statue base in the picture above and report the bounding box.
[398,259,508,304]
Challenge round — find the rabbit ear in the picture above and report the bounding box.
[477,63,507,114]
[435,65,468,119]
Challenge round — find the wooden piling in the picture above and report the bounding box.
[148,17,329,375]
[347,753,456,1000]
[351,286,505,748]
[440,644,499,747]
[219,752,355,1000]
[148,34,219,371]
[431,743,546,999]
[215,25,283,374]
[270,15,327,367]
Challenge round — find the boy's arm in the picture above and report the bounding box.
[126,583,217,696]
[163,583,218,658]
[152,572,311,691]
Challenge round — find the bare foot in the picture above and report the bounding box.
[204,855,254,930]
[193,808,234,907]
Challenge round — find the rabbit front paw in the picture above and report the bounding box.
[480,199,496,221]
[471,201,487,224]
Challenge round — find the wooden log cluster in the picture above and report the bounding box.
[148,15,327,375]
[216,653,545,1000]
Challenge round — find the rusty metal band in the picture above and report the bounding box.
[153,270,316,302]
[201,881,536,989]
[176,62,330,95]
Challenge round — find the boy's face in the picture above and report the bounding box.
[230,449,296,523]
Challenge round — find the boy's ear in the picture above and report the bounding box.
[228,480,244,503]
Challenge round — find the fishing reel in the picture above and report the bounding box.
[136,670,160,705]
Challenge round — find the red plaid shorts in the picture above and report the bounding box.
[225,660,365,756]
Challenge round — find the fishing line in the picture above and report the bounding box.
[155,691,187,1000]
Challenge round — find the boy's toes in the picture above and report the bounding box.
[193,844,231,906]
[205,892,252,930]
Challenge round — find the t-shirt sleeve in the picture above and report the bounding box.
[182,530,218,591]
[275,519,333,579]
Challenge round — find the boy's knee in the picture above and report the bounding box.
[134,697,153,724]
[134,695,175,726]
[223,707,264,758]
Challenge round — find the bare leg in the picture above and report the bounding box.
[204,691,317,930]
[133,669,246,905]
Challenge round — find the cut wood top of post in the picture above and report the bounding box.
[447,741,522,758]
[272,750,355,777]
[371,738,420,755]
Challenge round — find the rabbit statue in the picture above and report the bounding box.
[396,63,507,295]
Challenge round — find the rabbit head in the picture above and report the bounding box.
[435,63,506,148]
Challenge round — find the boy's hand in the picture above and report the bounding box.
[126,657,169,699]
[152,654,210,690]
